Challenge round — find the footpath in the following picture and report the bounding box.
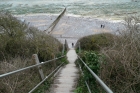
[49,48,79,93]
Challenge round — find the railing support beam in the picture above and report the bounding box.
[62,43,65,55]
[78,42,81,53]
[32,54,45,80]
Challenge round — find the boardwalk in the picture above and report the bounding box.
[49,49,79,93]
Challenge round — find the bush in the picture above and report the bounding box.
[100,16,140,93]
[76,16,140,93]
[0,11,62,61]
[75,33,115,51]
[75,51,103,93]
[0,11,64,93]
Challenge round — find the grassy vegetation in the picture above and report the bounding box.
[75,51,103,93]
[75,16,140,93]
[0,11,65,93]
[76,33,115,51]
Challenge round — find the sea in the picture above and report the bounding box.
[0,0,140,19]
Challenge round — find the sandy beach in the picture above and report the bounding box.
[15,14,125,48]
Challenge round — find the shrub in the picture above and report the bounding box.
[0,11,62,61]
[75,51,103,93]
[76,16,140,93]
[75,33,115,51]
[0,11,64,93]
[100,16,140,93]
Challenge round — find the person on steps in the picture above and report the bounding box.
[72,43,74,47]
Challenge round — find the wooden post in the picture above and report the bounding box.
[79,42,81,53]
[65,39,69,51]
[62,43,65,55]
[53,54,56,68]
[32,54,45,80]
[64,39,66,50]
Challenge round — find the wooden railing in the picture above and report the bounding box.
[77,41,113,93]
[0,54,66,93]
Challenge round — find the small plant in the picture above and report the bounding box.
[32,81,51,93]
[75,51,102,93]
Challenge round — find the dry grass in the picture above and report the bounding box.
[0,11,63,93]
[0,57,63,93]
[100,16,140,93]
[0,57,39,93]
[76,16,140,93]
